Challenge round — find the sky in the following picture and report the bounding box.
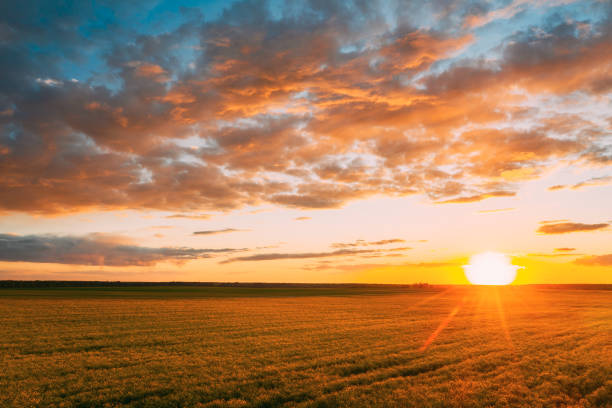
[0,0,610,284]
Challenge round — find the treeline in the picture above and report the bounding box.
[0,280,434,289]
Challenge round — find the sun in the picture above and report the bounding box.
[463,252,521,285]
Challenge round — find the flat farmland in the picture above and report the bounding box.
[0,286,610,407]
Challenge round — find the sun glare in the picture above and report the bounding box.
[463,252,520,285]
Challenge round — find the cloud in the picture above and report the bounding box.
[193,228,249,235]
[537,222,608,234]
[370,239,407,246]
[294,216,311,221]
[0,233,240,266]
[527,252,581,258]
[166,213,212,220]
[220,241,412,263]
[540,219,570,224]
[555,247,576,252]
[574,254,612,266]
[220,249,375,264]
[436,191,516,204]
[132,62,170,83]
[548,176,612,191]
[0,1,610,214]
[463,0,579,29]
[478,208,516,214]
[305,260,455,271]
[331,238,406,248]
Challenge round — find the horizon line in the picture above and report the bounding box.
[1,280,610,288]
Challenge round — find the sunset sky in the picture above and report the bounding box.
[0,0,610,283]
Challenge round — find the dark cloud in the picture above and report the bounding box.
[537,222,608,234]
[220,249,375,264]
[193,228,248,235]
[0,233,240,266]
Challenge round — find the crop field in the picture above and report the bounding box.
[0,286,610,408]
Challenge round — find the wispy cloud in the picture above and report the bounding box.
[220,249,375,264]
[193,228,249,236]
[167,214,212,220]
[221,242,414,263]
[436,191,516,204]
[463,0,579,29]
[527,252,582,258]
[537,222,608,234]
[305,261,456,271]
[331,238,406,248]
[478,208,516,214]
[548,176,612,191]
[540,219,570,224]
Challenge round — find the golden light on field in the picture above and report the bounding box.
[463,252,520,285]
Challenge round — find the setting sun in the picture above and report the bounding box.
[463,252,521,285]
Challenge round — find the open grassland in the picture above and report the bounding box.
[0,286,610,407]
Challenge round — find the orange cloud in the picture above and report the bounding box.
[537,222,609,234]
[478,208,516,214]
[436,191,515,204]
[574,254,612,266]
[548,176,612,191]
[133,63,170,83]
[1,1,610,215]
[166,213,212,220]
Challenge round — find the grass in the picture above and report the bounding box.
[0,285,610,407]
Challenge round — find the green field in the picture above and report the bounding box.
[1,286,610,407]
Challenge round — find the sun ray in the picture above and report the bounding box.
[409,287,455,309]
[469,287,487,329]
[494,287,514,348]
[419,302,462,352]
